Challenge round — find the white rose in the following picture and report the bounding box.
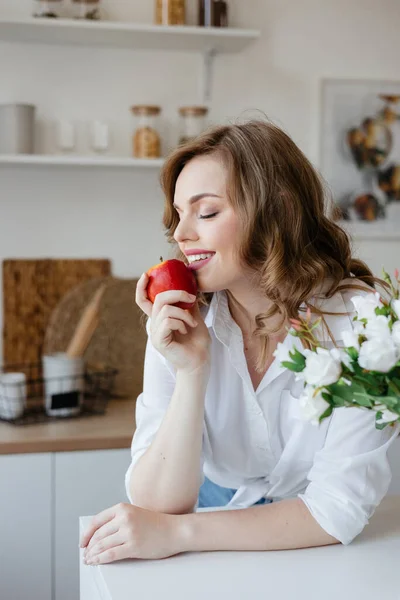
[351,292,383,320]
[364,315,391,341]
[391,299,400,319]
[331,347,354,371]
[373,403,399,425]
[273,341,292,364]
[302,347,342,386]
[341,329,360,350]
[358,337,398,372]
[392,321,400,349]
[299,385,331,426]
[353,320,365,335]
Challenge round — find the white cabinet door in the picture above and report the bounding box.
[54,448,131,600]
[0,453,52,600]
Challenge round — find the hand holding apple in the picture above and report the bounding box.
[135,259,210,374]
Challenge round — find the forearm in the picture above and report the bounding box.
[129,368,208,514]
[177,498,340,552]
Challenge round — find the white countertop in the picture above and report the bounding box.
[80,495,400,600]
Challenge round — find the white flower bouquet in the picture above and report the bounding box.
[274,270,400,430]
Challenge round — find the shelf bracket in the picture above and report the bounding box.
[200,48,217,106]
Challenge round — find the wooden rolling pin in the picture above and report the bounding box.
[66,284,106,358]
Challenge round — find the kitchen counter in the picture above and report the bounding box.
[80,495,400,600]
[0,398,136,455]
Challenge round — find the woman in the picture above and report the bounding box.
[80,120,399,564]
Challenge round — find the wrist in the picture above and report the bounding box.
[176,362,210,380]
[172,512,198,554]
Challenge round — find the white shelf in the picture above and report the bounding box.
[0,18,259,52]
[0,154,164,168]
[338,220,400,241]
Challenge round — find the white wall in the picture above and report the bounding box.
[1,0,400,357]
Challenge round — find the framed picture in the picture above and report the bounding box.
[319,78,400,221]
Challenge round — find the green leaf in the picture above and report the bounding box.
[318,404,333,422]
[320,391,330,402]
[288,348,306,368]
[326,382,374,408]
[281,361,304,373]
[375,411,390,430]
[347,347,359,361]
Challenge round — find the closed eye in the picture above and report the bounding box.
[200,213,218,219]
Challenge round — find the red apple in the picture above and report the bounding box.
[146,258,198,309]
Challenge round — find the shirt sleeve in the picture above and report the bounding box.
[298,406,399,545]
[124,318,177,503]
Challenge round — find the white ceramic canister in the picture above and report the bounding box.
[42,353,84,417]
[0,104,36,154]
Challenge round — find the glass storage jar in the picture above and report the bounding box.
[131,105,161,159]
[72,0,101,20]
[198,0,228,27]
[178,106,208,145]
[155,0,186,25]
[33,0,64,18]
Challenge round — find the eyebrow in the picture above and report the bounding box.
[173,193,221,210]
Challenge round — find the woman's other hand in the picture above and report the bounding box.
[80,502,186,563]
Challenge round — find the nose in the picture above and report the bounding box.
[173,216,199,244]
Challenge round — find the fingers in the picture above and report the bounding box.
[84,532,124,566]
[162,317,189,336]
[153,305,198,331]
[152,289,197,320]
[85,542,128,566]
[135,273,153,317]
[84,520,119,554]
[79,505,116,548]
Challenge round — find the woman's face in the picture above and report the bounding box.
[173,155,247,294]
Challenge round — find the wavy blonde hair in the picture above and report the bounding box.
[160,119,387,372]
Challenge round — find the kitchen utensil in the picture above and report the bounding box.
[66,284,106,358]
[44,277,147,399]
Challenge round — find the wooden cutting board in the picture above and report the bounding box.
[3,259,111,366]
[43,277,148,399]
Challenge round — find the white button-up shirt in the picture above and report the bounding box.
[125,281,399,545]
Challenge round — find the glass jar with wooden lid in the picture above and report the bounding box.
[155,0,186,25]
[131,105,162,159]
[178,106,208,145]
[72,0,101,20]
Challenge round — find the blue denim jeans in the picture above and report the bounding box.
[198,476,272,508]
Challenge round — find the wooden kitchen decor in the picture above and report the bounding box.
[44,277,148,399]
[3,259,111,366]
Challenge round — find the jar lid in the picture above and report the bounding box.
[131,105,161,116]
[179,106,209,117]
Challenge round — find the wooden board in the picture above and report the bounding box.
[3,259,111,366]
[43,277,148,399]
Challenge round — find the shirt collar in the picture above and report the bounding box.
[203,284,354,345]
[204,290,239,348]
